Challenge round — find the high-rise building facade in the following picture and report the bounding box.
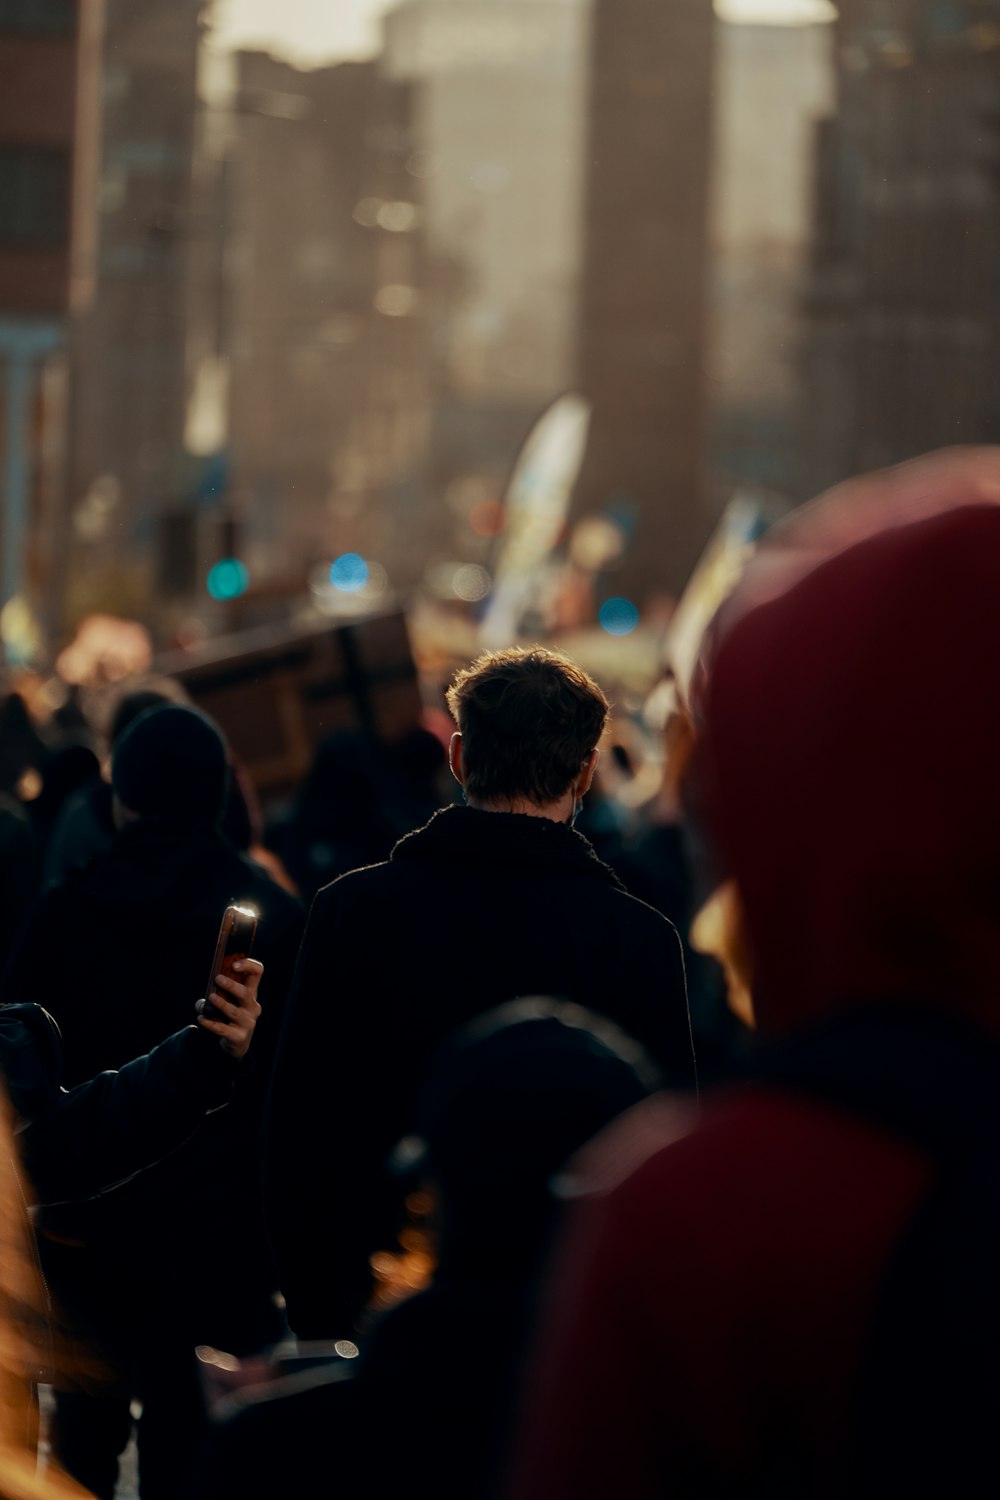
[381,0,588,405]
[214,50,429,592]
[0,0,102,639]
[572,0,716,603]
[709,18,834,499]
[67,0,204,622]
[799,1,1000,500]
[380,0,589,556]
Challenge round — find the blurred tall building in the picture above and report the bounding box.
[799,0,1000,499]
[0,0,101,638]
[708,18,833,499]
[380,0,589,544]
[205,50,430,593]
[571,0,716,603]
[67,0,204,620]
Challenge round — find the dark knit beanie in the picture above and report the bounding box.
[112,704,230,829]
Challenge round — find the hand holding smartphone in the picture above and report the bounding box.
[202,905,258,1024]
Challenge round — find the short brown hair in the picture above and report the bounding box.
[446,647,609,806]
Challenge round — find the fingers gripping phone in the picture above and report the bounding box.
[202,905,258,1023]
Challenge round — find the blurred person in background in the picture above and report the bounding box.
[626,688,743,1078]
[43,680,290,895]
[193,1000,658,1500]
[0,963,261,1499]
[264,646,694,1342]
[275,730,408,903]
[509,478,1000,1498]
[3,961,261,1207]
[275,725,446,904]
[0,703,305,1500]
[0,691,46,966]
[25,742,100,867]
[42,681,187,884]
[576,692,740,1079]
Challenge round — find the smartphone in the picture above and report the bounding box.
[201,905,258,1023]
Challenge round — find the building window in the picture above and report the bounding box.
[0,0,74,33]
[0,149,70,246]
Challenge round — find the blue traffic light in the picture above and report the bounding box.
[207,558,249,601]
[330,553,369,592]
[599,596,640,637]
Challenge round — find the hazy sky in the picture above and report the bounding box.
[211,0,836,67]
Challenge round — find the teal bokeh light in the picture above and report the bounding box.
[330,553,369,592]
[598,597,640,637]
[207,558,249,601]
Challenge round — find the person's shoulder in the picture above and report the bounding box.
[558,1092,699,1204]
[571,1084,930,1232]
[312,855,401,904]
[591,878,683,942]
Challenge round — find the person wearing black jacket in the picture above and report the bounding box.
[194,1000,660,1500]
[264,647,694,1341]
[0,964,259,1494]
[2,960,261,1207]
[0,704,306,1500]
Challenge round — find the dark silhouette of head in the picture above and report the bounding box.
[409,997,658,1270]
[107,682,189,750]
[111,704,230,831]
[446,649,608,808]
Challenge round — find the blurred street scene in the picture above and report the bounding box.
[4,1,998,697]
[4,4,1000,1498]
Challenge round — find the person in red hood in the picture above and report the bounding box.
[507,451,1000,1500]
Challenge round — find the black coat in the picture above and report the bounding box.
[21,1025,241,1206]
[1,820,306,1347]
[263,805,693,1338]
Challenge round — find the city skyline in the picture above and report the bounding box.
[212,0,836,67]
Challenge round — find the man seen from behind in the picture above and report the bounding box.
[264,647,694,1339]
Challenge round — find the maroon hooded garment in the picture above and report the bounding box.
[508,454,1000,1499]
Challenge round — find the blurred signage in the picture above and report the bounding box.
[156,611,422,798]
[666,492,779,705]
[479,392,591,648]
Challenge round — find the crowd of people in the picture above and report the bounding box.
[0,451,998,1497]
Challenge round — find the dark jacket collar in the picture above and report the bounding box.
[390,804,626,888]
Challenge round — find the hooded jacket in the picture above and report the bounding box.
[510,459,1000,1499]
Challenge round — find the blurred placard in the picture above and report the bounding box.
[666,492,781,704]
[479,392,591,648]
[156,612,421,798]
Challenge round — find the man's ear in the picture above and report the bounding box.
[449,731,466,787]
[575,747,600,798]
